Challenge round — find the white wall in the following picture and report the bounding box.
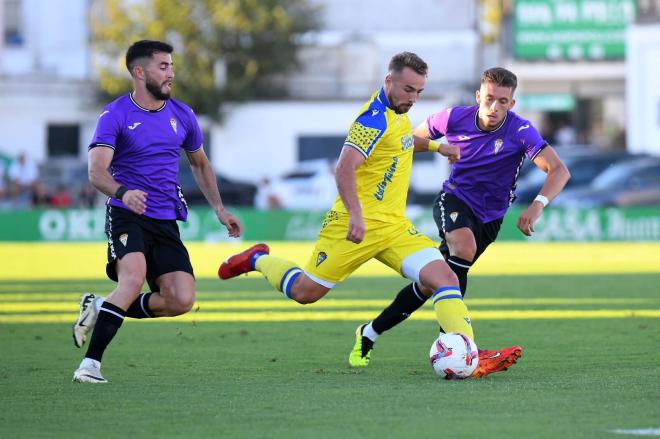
[0,0,89,78]
[626,24,660,156]
[311,0,476,31]
[0,79,96,160]
[210,98,451,191]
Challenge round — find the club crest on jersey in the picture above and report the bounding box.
[119,233,128,247]
[170,117,177,133]
[450,212,459,222]
[316,252,327,267]
[401,134,413,151]
[494,138,504,154]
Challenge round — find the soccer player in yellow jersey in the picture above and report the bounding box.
[219,52,505,378]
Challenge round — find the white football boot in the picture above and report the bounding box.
[72,358,107,384]
[72,293,102,348]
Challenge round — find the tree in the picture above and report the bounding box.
[91,0,321,117]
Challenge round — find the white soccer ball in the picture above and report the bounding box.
[429,332,479,379]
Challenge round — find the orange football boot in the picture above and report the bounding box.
[470,345,522,378]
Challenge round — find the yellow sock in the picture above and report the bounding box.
[432,287,474,340]
[254,255,302,298]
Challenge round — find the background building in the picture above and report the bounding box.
[0,0,659,203]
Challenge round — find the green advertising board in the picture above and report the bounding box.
[0,207,659,242]
[514,0,636,61]
[516,94,576,111]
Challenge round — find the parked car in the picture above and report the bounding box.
[254,159,337,210]
[552,158,660,207]
[177,163,256,207]
[515,144,592,181]
[514,148,641,204]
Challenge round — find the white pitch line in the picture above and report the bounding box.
[611,428,660,436]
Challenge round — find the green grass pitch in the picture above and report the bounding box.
[1,274,659,438]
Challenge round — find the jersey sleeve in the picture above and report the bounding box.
[182,108,204,153]
[426,108,451,139]
[517,121,548,160]
[344,109,387,158]
[89,108,121,150]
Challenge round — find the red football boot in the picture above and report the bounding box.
[218,243,270,279]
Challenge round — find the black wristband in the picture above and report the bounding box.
[114,185,129,201]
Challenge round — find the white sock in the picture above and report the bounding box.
[80,358,101,370]
[362,322,379,342]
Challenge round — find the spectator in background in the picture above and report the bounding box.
[555,120,577,146]
[31,181,51,207]
[78,181,100,208]
[8,152,38,197]
[0,160,7,199]
[254,177,284,210]
[50,184,72,208]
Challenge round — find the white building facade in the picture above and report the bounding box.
[2,0,651,173]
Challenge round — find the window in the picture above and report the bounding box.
[298,136,346,161]
[47,124,80,157]
[3,0,24,46]
[298,134,437,162]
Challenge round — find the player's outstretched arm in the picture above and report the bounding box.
[412,123,460,163]
[335,145,366,244]
[412,121,433,153]
[516,146,571,236]
[186,148,243,238]
[88,146,147,215]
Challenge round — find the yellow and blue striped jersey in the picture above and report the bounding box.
[331,88,414,222]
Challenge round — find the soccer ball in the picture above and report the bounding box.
[429,332,479,379]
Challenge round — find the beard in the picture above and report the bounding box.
[145,76,171,101]
[386,92,410,114]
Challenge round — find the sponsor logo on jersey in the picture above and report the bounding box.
[170,117,177,133]
[450,211,459,222]
[494,138,504,154]
[371,109,379,116]
[518,124,530,132]
[458,135,471,141]
[316,251,327,267]
[374,156,398,201]
[119,233,128,247]
[407,225,420,236]
[401,134,413,151]
[128,122,141,130]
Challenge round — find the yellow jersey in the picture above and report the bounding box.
[331,88,414,222]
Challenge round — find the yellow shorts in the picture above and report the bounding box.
[303,211,442,287]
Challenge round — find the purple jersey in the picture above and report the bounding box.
[427,105,547,223]
[89,94,203,220]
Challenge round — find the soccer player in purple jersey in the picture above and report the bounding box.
[71,40,243,383]
[350,67,570,374]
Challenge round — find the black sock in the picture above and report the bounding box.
[125,293,154,319]
[85,302,125,362]
[447,256,472,297]
[371,283,428,334]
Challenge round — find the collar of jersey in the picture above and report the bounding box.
[473,106,508,133]
[129,93,167,113]
[375,88,391,110]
